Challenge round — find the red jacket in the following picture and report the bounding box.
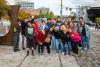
[69,32,81,42]
[32,22,39,36]
[36,31,47,45]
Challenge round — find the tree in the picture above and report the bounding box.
[0,0,9,19]
[38,10,55,19]
[39,10,45,18]
[18,9,33,20]
[49,11,55,19]
[45,11,49,18]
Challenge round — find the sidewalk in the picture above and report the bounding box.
[0,45,80,67]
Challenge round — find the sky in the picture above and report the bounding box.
[6,0,100,15]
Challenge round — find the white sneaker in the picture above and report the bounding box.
[62,52,65,55]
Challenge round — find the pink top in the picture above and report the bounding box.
[70,32,81,42]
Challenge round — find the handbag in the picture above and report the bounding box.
[44,34,51,43]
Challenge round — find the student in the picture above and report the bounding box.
[53,16,63,54]
[77,17,91,51]
[36,30,47,55]
[25,21,35,56]
[59,25,70,55]
[44,30,51,54]
[21,20,28,50]
[13,21,21,52]
[32,18,39,50]
[69,26,81,55]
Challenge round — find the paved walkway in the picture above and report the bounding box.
[0,46,79,67]
[77,28,100,67]
[0,26,96,67]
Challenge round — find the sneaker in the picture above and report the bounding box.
[14,50,17,52]
[23,47,25,50]
[17,49,20,51]
[41,53,45,55]
[31,50,34,56]
[62,52,65,55]
[26,50,29,56]
[56,53,59,55]
[39,53,42,55]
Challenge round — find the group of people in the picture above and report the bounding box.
[13,16,91,56]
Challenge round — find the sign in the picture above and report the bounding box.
[95,17,100,23]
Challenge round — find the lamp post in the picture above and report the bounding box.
[61,0,63,19]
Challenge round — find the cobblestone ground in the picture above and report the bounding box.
[76,28,100,67]
[0,46,79,67]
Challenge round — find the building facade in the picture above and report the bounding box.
[17,1,34,10]
[39,7,49,14]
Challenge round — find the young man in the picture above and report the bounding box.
[13,21,21,52]
[25,21,35,56]
[21,20,28,50]
[77,17,91,51]
[53,16,63,54]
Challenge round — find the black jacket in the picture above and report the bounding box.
[58,30,70,44]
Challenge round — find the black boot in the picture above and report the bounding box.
[32,50,34,56]
[23,47,25,50]
[26,50,29,56]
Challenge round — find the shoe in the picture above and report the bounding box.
[31,50,34,56]
[62,52,64,55]
[56,53,59,55]
[39,53,42,55]
[23,47,25,50]
[14,50,17,52]
[17,49,20,51]
[26,50,29,56]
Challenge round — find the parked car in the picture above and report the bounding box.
[86,21,95,26]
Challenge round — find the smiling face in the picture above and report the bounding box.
[61,25,68,32]
[28,22,32,27]
[67,17,72,22]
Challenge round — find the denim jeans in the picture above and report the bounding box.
[55,39,63,53]
[82,35,90,50]
[62,41,72,55]
[13,32,20,51]
[22,34,26,48]
[51,36,56,50]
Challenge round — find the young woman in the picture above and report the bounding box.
[36,30,47,55]
[69,26,81,55]
[59,25,71,55]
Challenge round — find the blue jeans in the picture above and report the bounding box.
[13,32,20,51]
[55,39,63,53]
[51,36,56,50]
[62,41,72,55]
[82,35,90,50]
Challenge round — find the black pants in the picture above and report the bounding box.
[34,36,38,50]
[44,42,51,54]
[72,41,79,54]
[27,38,34,49]
[38,45,44,54]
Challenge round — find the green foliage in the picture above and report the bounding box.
[49,11,55,19]
[38,11,55,19]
